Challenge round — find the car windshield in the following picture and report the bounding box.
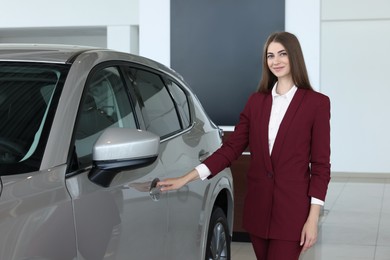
[0,62,69,174]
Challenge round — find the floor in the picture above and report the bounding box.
[231,174,390,260]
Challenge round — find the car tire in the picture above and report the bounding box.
[205,207,231,260]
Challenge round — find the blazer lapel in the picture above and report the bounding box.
[259,93,273,173]
[271,89,306,164]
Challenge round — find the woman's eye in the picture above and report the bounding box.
[280,52,287,56]
[267,54,274,59]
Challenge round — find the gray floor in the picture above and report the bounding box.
[231,174,390,260]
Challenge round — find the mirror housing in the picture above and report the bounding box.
[88,128,160,187]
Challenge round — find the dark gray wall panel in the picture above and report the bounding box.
[171,0,284,125]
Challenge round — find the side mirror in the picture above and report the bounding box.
[88,128,160,187]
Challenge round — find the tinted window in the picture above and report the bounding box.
[126,68,181,138]
[0,62,69,174]
[74,66,136,169]
[166,80,191,128]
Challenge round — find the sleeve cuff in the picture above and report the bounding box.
[195,164,211,180]
[311,197,325,206]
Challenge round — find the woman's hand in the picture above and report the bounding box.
[300,204,321,252]
[300,217,318,252]
[157,169,200,191]
[157,176,188,191]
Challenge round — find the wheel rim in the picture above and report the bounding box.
[208,222,228,260]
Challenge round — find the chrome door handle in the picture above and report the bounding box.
[198,150,210,162]
[149,178,161,201]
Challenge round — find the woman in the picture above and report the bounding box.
[158,32,331,260]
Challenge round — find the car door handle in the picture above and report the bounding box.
[198,150,210,162]
[149,178,161,201]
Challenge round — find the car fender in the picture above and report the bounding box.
[200,169,234,259]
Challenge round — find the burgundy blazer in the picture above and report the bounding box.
[203,89,331,241]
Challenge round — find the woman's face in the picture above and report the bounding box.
[266,41,291,80]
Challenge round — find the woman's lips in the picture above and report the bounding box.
[272,66,284,72]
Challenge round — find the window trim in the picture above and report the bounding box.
[66,62,138,175]
[122,65,192,140]
[162,76,192,130]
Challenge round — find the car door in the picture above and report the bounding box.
[160,79,212,260]
[123,67,209,259]
[0,62,77,260]
[65,65,169,260]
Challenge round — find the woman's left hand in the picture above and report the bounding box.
[300,218,318,252]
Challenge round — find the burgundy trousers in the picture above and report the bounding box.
[250,234,302,260]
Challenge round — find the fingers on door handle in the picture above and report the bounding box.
[198,150,210,162]
[149,178,161,201]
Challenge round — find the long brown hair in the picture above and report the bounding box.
[258,32,313,93]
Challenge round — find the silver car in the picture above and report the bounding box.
[0,45,233,260]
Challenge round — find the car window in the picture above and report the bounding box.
[74,66,136,169]
[166,80,191,128]
[126,68,181,138]
[0,62,68,172]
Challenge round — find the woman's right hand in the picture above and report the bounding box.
[157,169,200,191]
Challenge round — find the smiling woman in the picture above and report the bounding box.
[158,32,330,260]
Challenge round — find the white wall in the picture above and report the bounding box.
[0,27,107,47]
[287,0,390,174]
[139,0,170,67]
[0,0,171,66]
[285,0,321,91]
[0,0,139,27]
[320,0,390,173]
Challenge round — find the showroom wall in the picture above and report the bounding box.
[1,0,389,174]
[287,0,390,174]
[320,0,390,174]
[0,0,170,65]
[170,0,284,125]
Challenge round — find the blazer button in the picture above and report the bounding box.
[267,172,273,178]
